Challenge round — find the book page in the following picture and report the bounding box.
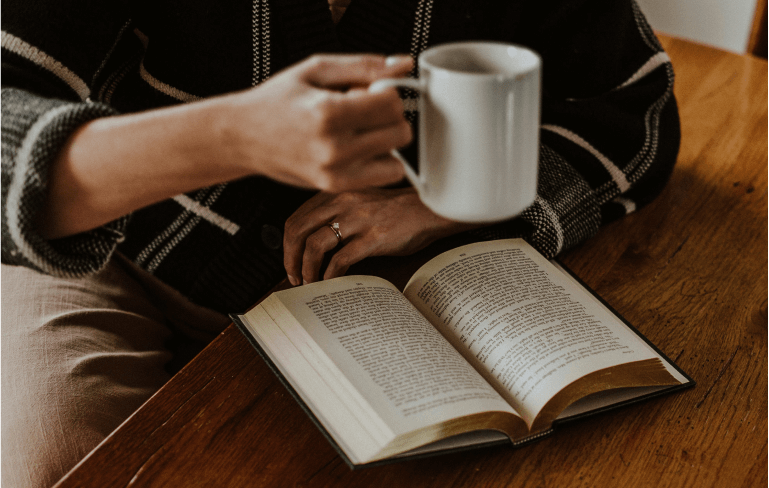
[551,260,688,385]
[403,239,671,428]
[240,305,386,464]
[268,275,519,438]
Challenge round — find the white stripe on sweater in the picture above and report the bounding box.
[618,51,670,89]
[535,195,564,255]
[631,0,662,52]
[136,184,231,269]
[410,0,434,76]
[620,5,676,182]
[138,62,201,102]
[172,194,240,235]
[133,29,201,103]
[135,209,194,266]
[147,215,202,273]
[613,196,637,214]
[252,0,272,85]
[1,31,90,101]
[541,124,631,193]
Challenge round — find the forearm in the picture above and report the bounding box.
[37,97,248,239]
[36,54,415,239]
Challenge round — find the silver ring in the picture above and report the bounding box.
[327,222,342,243]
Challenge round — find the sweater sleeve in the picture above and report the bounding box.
[1,1,130,276]
[471,0,681,258]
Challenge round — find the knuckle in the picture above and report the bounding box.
[311,139,340,168]
[312,98,340,133]
[371,226,388,242]
[305,233,326,253]
[306,55,329,70]
[336,191,358,205]
[363,58,385,78]
[330,253,351,271]
[317,180,335,193]
[314,175,335,193]
[318,169,352,193]
[304,237,320,253]
[361,56,381,69]
[283,215,299,236]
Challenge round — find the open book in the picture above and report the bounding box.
[232,239,693,467]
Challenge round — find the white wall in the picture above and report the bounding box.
[636,0,759,53]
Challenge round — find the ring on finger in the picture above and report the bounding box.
[327,222,342,245]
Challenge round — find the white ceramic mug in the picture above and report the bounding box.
[370,41,541,223]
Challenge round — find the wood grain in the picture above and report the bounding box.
[54,36,767,488]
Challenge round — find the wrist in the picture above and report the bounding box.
[170,96,255,184]
[197,89,280,183]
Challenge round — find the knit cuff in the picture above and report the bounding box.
[2,88,126,277]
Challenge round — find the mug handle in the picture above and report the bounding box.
[368,78,425,191]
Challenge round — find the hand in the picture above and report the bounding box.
[283,188,482,285]
[215,54,414,192]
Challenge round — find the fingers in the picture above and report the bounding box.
[289,221,373,284]
[349,118,412,158]
[283,197,338,285]
[322,154,404,193]
[298,54,412,133]
[336,88,409,132]
[286,54,414,192]
[308,88,412,153]
[283,188,469,286]
[305,92,412,191]
[301,225,344,284]
[323,238,374,281]
[284,193,367,285]
[301,54,412,89]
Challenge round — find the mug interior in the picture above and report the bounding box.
[421,42,540,76]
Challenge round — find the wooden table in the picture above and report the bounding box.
[54,35,767,488]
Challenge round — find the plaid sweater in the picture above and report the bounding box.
[1,0,680,314]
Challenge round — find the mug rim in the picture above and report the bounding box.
[419,41,541,78]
